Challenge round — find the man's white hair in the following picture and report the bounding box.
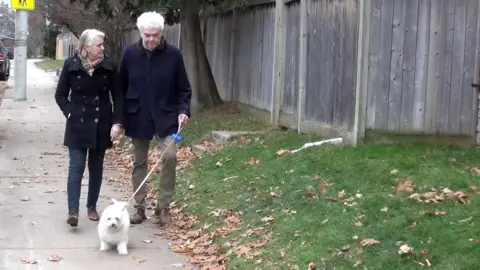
[136,11,165,33]
[77,29,105,58]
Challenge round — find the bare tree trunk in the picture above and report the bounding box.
[180,0,223,111]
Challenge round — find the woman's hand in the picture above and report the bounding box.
[110,124,124,141]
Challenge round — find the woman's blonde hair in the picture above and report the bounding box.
[76,29,105,58]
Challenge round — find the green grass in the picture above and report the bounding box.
[35,58,63,71]
[172,130,480,269]
[151,107,270,149]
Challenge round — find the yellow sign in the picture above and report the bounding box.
[11,0,35,10]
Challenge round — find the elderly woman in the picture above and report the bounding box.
[55,29,124,227]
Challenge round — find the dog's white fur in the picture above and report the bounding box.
[97,198,130,255]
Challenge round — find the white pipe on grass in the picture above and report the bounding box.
[289,137,343,154]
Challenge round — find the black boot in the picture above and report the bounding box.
[130,208,146,224]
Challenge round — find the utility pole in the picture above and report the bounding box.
[11,0,34,101]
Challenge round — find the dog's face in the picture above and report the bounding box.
[106,214,121,228]
[103,198,128,229]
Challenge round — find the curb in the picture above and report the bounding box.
[0,83,9,107]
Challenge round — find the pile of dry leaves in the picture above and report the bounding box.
[393,178,473,205]
[161,205,269,269]
[105,136,263,269]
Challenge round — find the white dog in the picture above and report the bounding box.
[97,198,130,255]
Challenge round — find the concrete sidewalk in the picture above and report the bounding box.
[0,60,190,270]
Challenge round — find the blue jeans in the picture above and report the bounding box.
[67,148,106,214]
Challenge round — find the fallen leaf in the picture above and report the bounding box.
[276,149,290,156]
[398,244,413,255]
[395,180,414,193]
[133,256,147,263]
[471,167,480,176]
[20,197,30,202]
[48,253,62,262]
[421,249,429,255]
[426,259,431,267]
[325,196,338,202]
[320,219,328,226]
[353,260,362,267]
[20,257,37,264]
[308,261,316,269]
[391,169,398,174]
[337,190,346,200]
[380,207,388,212]
[424,210,447,216]
[247,157,260,165]
[142,239,152,244]
[319,182,327,195]
[261,216,274,223]
[360,238,380,247]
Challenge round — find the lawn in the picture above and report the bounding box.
[150,103,271,149]
[168,129,480,269]
[35,58,63,71]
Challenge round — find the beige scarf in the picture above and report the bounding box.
[80,56,103,76]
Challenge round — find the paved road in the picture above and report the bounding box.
[0,60,190,270]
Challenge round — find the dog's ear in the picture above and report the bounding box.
[111,198,119,205]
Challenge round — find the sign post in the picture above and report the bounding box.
[11,0,34,101]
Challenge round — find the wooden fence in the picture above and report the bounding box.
[124,0,480,146]
[364,0,480,146]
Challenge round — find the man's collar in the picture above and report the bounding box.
[136,36,166,54]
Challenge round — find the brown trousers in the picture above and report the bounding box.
[130,136,177,210]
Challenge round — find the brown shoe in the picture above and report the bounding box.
[154,208,172,226]
[67,212,79,227]
[87,208,100,221]
[130,208,146,224]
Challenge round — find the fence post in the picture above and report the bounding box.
[352,0,371,146]
[177,24,182,51]
[270,0,286,125]
[297,0,308,133]
[228,9,238,101]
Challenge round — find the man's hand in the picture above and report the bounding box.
[178,113,189,125]
[110,124,124,141]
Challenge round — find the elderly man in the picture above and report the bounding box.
[118,11,192,225]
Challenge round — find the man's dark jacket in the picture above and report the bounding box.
[118,38,192,140]
[54,55,124,149]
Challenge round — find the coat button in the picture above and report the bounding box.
[94,118,98,123]
[95,107,99,111]
[77,75,81,79]
[80,118,84,122]
[82,107,85,112]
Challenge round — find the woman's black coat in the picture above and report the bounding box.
[54,55,124,150]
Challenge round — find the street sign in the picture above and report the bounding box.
[11,0,35,11]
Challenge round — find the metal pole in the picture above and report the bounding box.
[13,10,28,101]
